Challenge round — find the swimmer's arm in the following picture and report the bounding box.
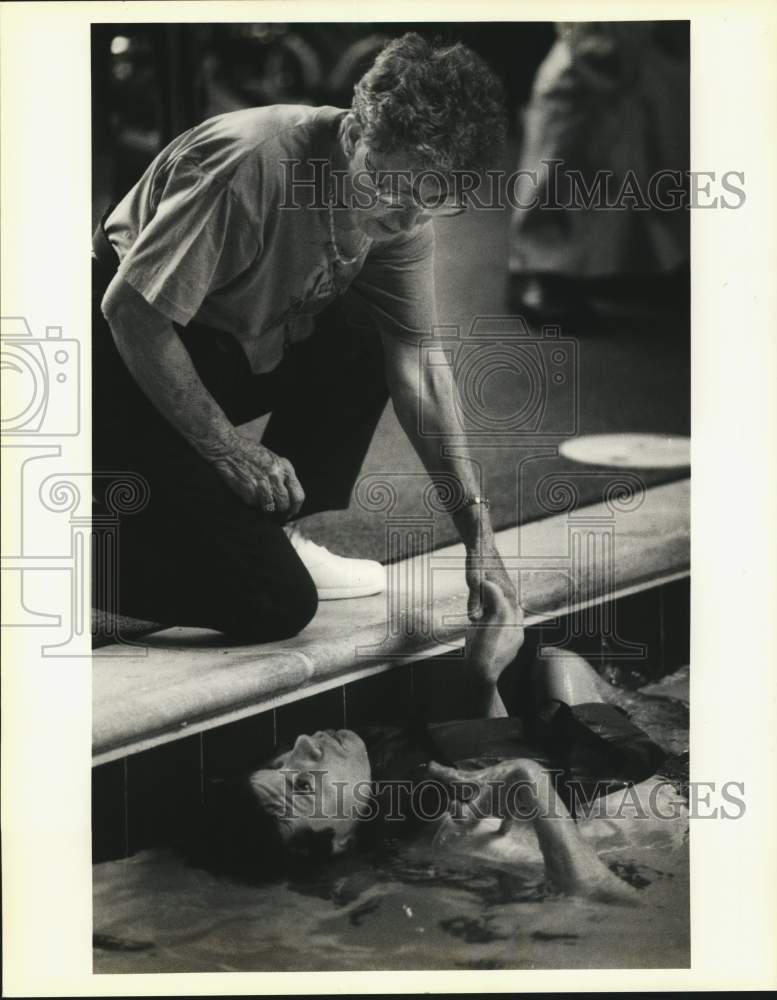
[463,675,508,719]
[521,761,636,903]
[429,758,638,904]
[101,276,304,515]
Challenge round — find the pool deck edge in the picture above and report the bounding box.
[93,477,690,764]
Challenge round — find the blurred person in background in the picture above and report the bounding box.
[509,21,690,321]
[92,33,518,641]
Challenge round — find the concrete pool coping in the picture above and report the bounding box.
[93,477,689,764]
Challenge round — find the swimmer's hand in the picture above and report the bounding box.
[466,579,525,685]
[427,757,540,819]
[210,430,305,516]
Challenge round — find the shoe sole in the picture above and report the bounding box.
[317,583,386,600]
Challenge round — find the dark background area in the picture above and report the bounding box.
[92,21,556,228]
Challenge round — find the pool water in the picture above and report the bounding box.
[93,688,690,972]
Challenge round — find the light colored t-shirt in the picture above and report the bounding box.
[104,105,437,373]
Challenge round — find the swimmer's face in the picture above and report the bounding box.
[248,729,372,854]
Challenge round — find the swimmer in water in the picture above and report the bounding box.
[196,582,686,903]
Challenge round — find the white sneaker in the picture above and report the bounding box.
[283,524,385,600]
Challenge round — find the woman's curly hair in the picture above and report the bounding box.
[352,33,507,175]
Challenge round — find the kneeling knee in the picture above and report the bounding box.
[267,571,319,639]
[224,569,318,642]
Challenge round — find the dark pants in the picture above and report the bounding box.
[92,232,389,640]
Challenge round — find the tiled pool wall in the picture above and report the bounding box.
[92,576,689,863]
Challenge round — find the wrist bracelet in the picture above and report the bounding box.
[458,495,490,512]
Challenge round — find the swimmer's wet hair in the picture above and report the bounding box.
[189,777,336,882]
[352,32,507,174]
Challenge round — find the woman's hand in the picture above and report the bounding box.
[210,430,306,515]
[465,536,518,623]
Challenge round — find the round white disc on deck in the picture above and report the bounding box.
[559,433,690,469]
